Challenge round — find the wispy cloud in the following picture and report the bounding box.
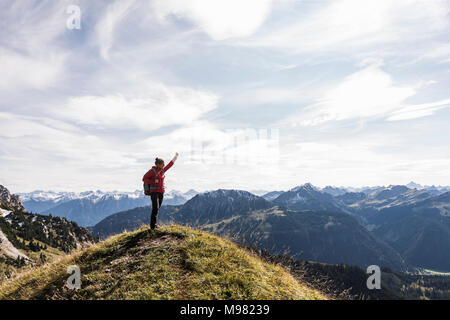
[419,43,450,64]
[278,139,450,188]
[0,49,66,91]
[282,64,418,126]
[151,0,273,40]
[0,112,130,167]
[387,99,450,121]
[0,1,68,91]
[0,111,160,192]
[0,1,68,52]
[246,0,450,53]
[46,84,218,131]
[95,0,136,60]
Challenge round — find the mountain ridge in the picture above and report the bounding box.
[92,188,408,271]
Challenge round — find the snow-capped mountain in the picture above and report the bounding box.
[405,181,450,195]
[319,182,450,197]
[19,189,198,205]
[272,183,346,212]
[18,189,199,227]
[0,184,94,276]
[335,185,434,210]
[19,190,143,203]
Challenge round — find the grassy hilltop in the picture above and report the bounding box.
[0,225,326,300]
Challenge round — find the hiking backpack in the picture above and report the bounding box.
[143,167,162,195]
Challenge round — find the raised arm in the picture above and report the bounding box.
[164,152,179,172]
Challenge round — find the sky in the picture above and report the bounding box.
[1,0,450,193]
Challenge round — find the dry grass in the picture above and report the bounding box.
[0,224,327,300]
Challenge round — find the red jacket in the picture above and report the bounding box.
[142,160,174,193]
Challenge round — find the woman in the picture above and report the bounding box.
[142,152,179,229]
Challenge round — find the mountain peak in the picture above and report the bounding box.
[291,183,317,192]
[303,182,314,189]
[273,183,344,212]
[180,189,273,224]
[406,181,423,189]
[200,189,260,199]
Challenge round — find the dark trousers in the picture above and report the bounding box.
[150,192,164,229]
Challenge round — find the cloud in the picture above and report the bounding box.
[387,99,450,121]
[0,111,148,192]
[277,140,395,187]
[228,87,305,105]
[278,136,450,188]
[2,1,450,192]
[0,112,130,167]
[0,111,279,192]
[0,49,66,91]
[132,122,280,168]
[0,1,67,52]
[131,121,227,159]
[0,1,68,91]
[95,0,136,60]
[284,64,417,126]
[246,0,450,52]
[420,43,450,64]
[152,0,272,40]
[47,84,219,131]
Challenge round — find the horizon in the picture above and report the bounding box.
[2,0,450,193]
[9,180,450,196]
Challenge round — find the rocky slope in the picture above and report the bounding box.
[0,185,25,212]
[0,185,95,281]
